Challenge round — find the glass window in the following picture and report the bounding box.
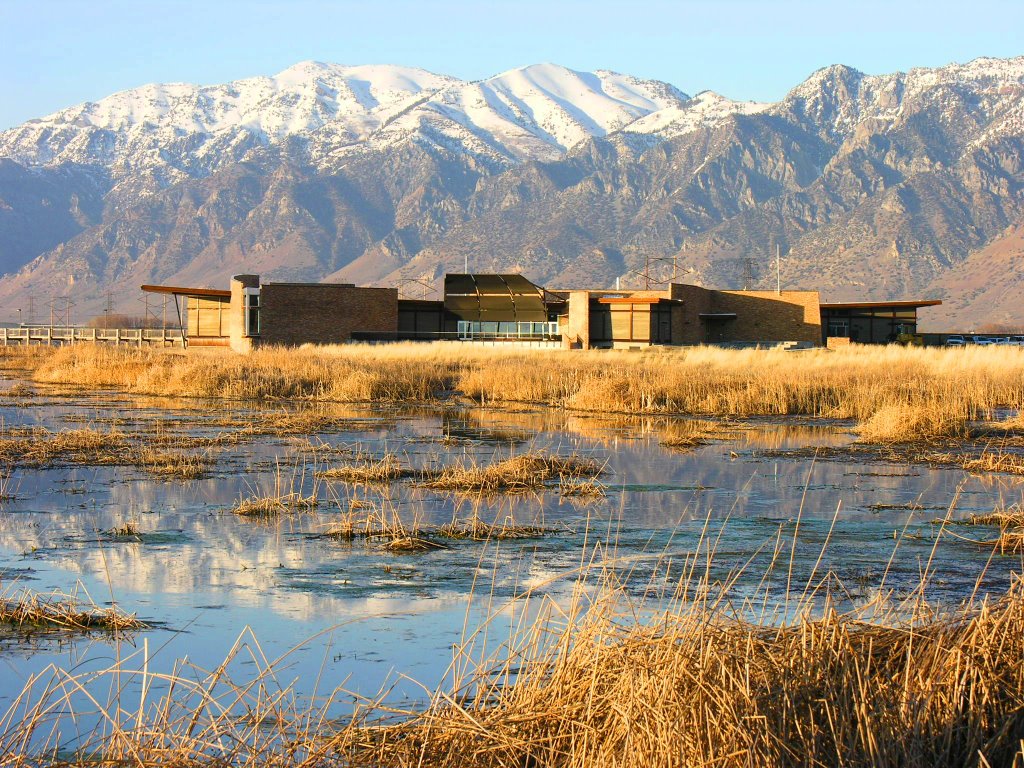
[243,289,260,337]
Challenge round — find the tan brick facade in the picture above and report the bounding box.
[168,273,820,353]
[708,290,822,344]
[558,284,821,348]
[228,275,397,352]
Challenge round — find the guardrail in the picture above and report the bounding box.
[0,327,187,347]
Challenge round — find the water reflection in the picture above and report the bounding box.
[0,388,1022,717]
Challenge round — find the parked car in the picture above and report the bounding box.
[972,336,996,345]
[945,335,966,346]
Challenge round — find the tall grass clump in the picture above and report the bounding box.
[856,398,973,443]
[0,585,144,633]
[420,451,601,494]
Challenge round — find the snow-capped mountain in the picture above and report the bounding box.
[0,62,692,178]
[1,56,1024,330]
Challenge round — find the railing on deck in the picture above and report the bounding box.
[0,327,187,347]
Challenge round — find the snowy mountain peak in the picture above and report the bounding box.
[624,90,770,139]
[0,60,692,174]
[4,56,1023,183]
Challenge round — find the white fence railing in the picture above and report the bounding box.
[0,327,187,347]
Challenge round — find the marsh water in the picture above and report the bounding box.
[0,380,1022,727]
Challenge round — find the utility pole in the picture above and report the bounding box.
[776,243,781,294]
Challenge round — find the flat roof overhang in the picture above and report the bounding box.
[820,300,942,310]
[595,297,681,305]
[141,284,231,299]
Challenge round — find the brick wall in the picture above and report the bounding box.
[259,283,398,346]
[668,284,713,344]
[710,290,822,343]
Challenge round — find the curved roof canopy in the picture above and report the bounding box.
[443,274,549,322]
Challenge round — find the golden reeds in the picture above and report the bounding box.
[435,514,555,540]
[231,492,319,517]
[420,451,601,494]
[4,568,1024,766]
[8,344,1024,426]
[962,450,1024,475]
[0,585,144,632]
[0,425,210,478]
[317,453,412,483]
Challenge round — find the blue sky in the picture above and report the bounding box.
[1,0,1022,130]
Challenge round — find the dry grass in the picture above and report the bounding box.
[957,504,1024,553]
[658,419,741,450]
[231,493,319,518]
[856,400,972,444]
[3,562,1024,767]
[435,514,556,541]
[0,425,210,478]
[558,476,607,499]
[7,344,1024,423]
[962,450,1024,475]
[0,585,144,632]
[420,451,602,495]
[20,343,453,401]
[317,453,412,483]
[322,503,421,542]
[1,382,36,398]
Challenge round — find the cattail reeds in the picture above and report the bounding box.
[321,502,419,542]
[107,521,141,538]
[130,446,208,478]
[558,476,607,499]
[4,562,1024,766]
[9,344,1024,423]
[857,400,972,444]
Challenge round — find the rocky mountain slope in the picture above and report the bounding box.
[0,58,1022,330]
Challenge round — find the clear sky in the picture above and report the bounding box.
[1,0,1022,130]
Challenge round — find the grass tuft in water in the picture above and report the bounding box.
[0,585,144,632]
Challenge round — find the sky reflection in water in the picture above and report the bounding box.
[0,389,1021,718]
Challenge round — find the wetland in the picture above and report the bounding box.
[0,344,1023,766]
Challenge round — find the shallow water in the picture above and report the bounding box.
[0,384,1022,734]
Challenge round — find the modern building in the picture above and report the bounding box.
[141,273,939,352]
[819,300,943,345]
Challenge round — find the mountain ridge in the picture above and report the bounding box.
[1,56,1023,330]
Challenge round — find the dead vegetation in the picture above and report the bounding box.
[317,454,413,483]
[435,514,556,540]
[7,344,1024,426]
[3,561,1024,767]
[231,493,319,518]
[419,451,602,495]
[954,504,1024,553]
[0,424,210,478]
[0,585,144,633]
[962,449,1024,475]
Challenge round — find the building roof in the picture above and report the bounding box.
[595,296,679,305]
[141,284,231,299]
[820,299,942,310]
[443,273,549,322]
